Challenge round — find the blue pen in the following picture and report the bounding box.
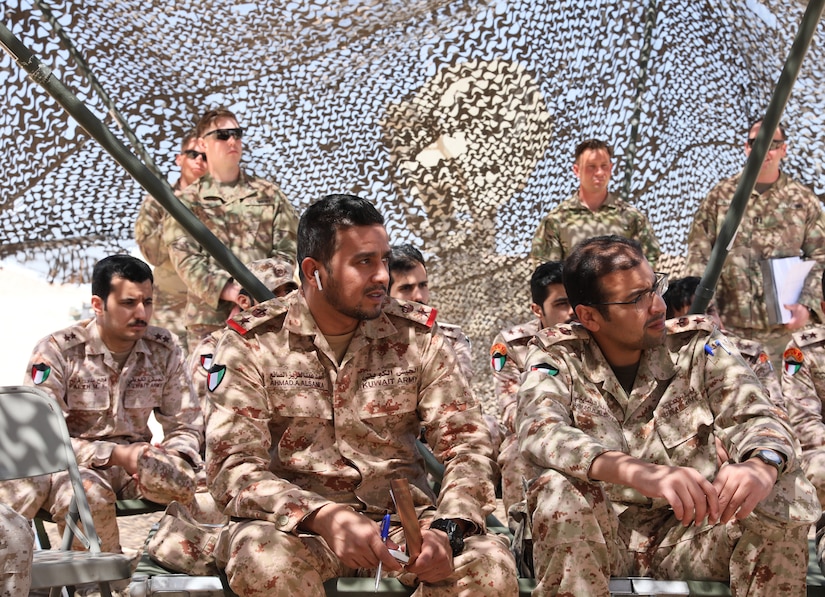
[374,511,392,591]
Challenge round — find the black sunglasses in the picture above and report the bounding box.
[746,138,785,151]
[181,149,206,161]
[204,128,244,141]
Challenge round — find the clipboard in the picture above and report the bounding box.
[390,478,423,561]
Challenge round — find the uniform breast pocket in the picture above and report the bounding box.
[67,386,110,411]
[358,388,419,439]
[124,376,165,410]
[655,393,714,460]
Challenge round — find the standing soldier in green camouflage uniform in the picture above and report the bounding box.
[0,256,204,554]
[162,107,299,353]
[530,139,661,267]
[490,260,573,513]
[781,269,825,573]
[0,504,32,597]
[686,119,825,373]
[206,195,518,596]
[134,130,207,350]
[517,236,819,597]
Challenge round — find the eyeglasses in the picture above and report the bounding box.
[587,272,669,311]
[204,128,244,141]
[746,138,785,151]
[181,149,206,161]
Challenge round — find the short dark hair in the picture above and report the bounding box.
[530,261,564,306]
[574,139,613,163]
[179,129,198,152]
[92,255,153,304]
[388,244,426,290]
[297,194,385,281]
[662,276,700,319]
[563,235,644,314]
[747,117,787,140]
[195,107,239,138]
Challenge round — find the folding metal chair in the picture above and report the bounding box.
[0,385,133,597]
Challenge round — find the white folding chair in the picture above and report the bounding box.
[0,385,132,597]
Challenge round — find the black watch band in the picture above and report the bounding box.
[429,518,465,557]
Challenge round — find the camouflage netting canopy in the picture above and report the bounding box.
[2,0,825,411]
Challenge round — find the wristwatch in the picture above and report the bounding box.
[429,518,465,557]
[748,449,785,475]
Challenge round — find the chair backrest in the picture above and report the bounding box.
[0,385,73,481]
[0,385,104,552]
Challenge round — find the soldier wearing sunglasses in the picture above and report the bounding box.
[686,118,825,374]
[163,107,299,352]
[518,235,818,596]
[134,130,208,349]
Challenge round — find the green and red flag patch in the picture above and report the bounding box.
[490,343,507,372]
[783,347,804,376]
[206,365,226,392]
[31,363,51,385]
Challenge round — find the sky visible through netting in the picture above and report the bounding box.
[2,0,825,409]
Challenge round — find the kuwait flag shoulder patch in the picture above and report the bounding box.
[31,363,51,385]
[783,347,804,376]
[490,343,508,372]
[206,365,227,392]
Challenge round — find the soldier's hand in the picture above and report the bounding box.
[635,463,720,527]
[784,303,810,330]
[590,452,719,527]
[301,504,402,572]
[108,442,150,475]
[405,528,454,583]
[712,460,776,524]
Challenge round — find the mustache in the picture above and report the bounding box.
[129,319,148,327]
[365,285,387,294]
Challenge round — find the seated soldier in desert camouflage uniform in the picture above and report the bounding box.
[0,255,203,554]
[663,275,784,410]
[205,194,518,596]
[517,235,819,597]
[781,268,825,574]
[388,243,473,383]
[0,503,33,597]
[490,260,574,513]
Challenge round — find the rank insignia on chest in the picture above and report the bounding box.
[31,363,51,385]
[490,343,507,371]
[207,364,227,391]
[530,362,559,376]
[783,347,804,376]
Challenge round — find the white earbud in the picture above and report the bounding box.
[314,270,323,291]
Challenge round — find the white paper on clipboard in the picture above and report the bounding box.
[760,256,815,324]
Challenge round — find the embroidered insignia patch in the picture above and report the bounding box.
[31,363,50,385]
[490,343,507,371]
[207,365,227,392]
[783,347,804,376]
[199,353,213,371]
[530,362,559,376]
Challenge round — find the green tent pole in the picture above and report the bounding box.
[0,22,275,304]
[689,0,825,314]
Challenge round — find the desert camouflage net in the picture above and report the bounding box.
[2,0,825,412]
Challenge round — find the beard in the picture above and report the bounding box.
[324,273,386,321]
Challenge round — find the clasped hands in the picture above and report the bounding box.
[301,503,455,583]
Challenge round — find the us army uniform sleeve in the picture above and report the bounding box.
[782,332,825,503]
[631,207,662,265]
[684,180,726,277]
[530,211,564,266]
[416,330,497,531]
[516,334,614,480]
[134,194,168,266]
